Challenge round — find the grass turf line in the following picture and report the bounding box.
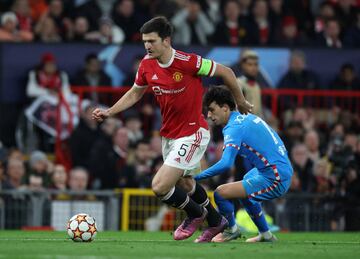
[0,231,359,259]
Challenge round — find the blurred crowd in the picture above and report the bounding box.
[0,0,359,231]
[0,0,359,47]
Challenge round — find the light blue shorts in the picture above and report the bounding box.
[242,164,292,202]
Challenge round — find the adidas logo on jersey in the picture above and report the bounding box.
[152,74,158,80]
[174,157,181,163]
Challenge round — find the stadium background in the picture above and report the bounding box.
[0,0,359,235]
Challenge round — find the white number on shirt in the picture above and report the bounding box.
[252,117,278,144]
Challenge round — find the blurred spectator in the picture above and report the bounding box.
[246,0,275,45]
[171,0,214,45]
[230,51,271,88]
[334,0,358,29]
[0,157,5,190]
[76,0,116,31]
[11,0,33,33]
[285,0,314,40]
[7,148,26,162]
[111,0,141,42]
[314,1,336,34]
[150,0,180,19]
[122,55,142,86]
[330,63,360,90]
[149,134,162,159]
[90,125,138,189]
[312,158,334,194]
[28,174,44,191]
[2,159,26,190]
[68,167,89,191]
[268,0,284,25]
[327,131,355,178]
[304,129,322,163]
[344,133,358,153]
[236,49,263,117]
[274,15,308,47]
[72,53,112,103]
[139,102,159,138]
[278,50,320,90]
[25,52,77,152]
[315,18,343,48]
[202,0,222,25]
[344,8,360,47]
[0,11,33,42]
[89,118,118,187]
[34,0,72,41]
[340,162,360,230]
[27,150,53,187]
[68,166,96,200]
[49,164,67,190]
[124,112,143,146]
[129,139,153,188]
[291,107,316,131]
[70,16,90,42]
[281,120,305,152]
[26,52,72,99]
[69,103,100,170]
[290,143,315,192]
[28,0,48,23]
[238,0,252,19]
[211,0,249,46]
[85,16,125,44]
[268,0,286,44]
[34,16,62,42]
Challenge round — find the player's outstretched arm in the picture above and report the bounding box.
[92,86,147,122]
[213,64,253,114]
[194,147,238,181]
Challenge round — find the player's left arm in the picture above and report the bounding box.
[213,64,253,114]
[194,147,238,181]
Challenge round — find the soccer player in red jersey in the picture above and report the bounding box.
[92,16,253,242]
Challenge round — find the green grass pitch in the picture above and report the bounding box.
[0,231,359,259]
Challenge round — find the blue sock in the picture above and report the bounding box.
[214,192,236,228]
[240,198,269,233]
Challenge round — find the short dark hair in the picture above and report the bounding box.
[341,63,355,72]
[203,86,236,111]
[140,16,173,40]
[85,53,98,63]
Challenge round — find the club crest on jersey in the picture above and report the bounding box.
[173,72,183,82]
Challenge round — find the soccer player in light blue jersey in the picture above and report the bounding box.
[195,86,293,242]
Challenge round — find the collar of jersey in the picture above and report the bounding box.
[157,48,175,68]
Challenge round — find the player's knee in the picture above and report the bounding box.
[151,178,170,196]
[176,177,195,193]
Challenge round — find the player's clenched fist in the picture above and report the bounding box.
[92,108,110,122]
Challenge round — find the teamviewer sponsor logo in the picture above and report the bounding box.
[152,86,185,95]
[152,86,162,95]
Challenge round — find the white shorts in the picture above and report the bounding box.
[162,127,210,176]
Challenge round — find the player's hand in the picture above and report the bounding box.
[92,108,110,122]
[237,100,253,114]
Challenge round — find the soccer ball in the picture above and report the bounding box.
[67,213,97,242]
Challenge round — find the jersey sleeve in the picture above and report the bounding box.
[194,147,238,181]
[185,53,217,77]
[196,56,217,77]
[134,59,148,88]
[194,126,241,181]
[223,126,242,151]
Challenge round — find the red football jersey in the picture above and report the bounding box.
[134,49,216,139]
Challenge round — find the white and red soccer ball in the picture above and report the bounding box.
[67,213,97,242]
